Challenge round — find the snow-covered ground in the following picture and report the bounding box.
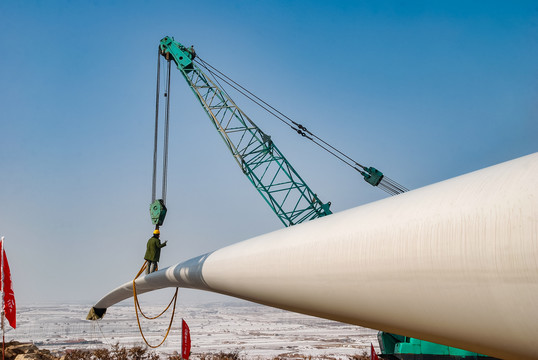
[7,300,378,359]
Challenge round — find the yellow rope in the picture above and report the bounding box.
[134,262,176,320]
[133,261,179,348]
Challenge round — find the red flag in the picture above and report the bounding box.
[181,318,191,360]
[370,343,379,360]
[1,238,16,329]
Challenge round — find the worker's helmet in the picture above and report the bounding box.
[153,229,160,235]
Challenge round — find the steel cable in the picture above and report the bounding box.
[195,58,368,169]
[194,57,408,195]
[152,50,161,203]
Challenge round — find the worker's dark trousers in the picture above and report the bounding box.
[146,261,158,274]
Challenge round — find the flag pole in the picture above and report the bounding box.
[1,236,5,360]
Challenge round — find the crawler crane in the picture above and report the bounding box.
[155,36,494,360]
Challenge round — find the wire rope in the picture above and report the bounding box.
[153,53,173,205]
[94,320,114,347]
[195,57,408,195]
[152,49,161,203]
[161,60,172,204]
[196,58,365,164]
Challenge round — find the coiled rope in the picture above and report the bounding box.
[133,261,179,348]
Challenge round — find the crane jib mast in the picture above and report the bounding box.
[158,36,332,227]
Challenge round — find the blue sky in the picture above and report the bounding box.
[0,1,536,306]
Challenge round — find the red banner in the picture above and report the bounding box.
[181,318,191,360]
[1,239,16,329]
[370,343,379,360]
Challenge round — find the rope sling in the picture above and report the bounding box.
[133,261,179,348]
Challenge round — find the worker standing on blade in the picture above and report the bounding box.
[144,229,167,274]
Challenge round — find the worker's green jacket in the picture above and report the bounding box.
[144,236,166,262]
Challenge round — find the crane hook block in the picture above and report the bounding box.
[362,167,384,187]
[150,199,167,226]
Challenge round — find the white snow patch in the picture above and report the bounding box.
[7,301,378,359]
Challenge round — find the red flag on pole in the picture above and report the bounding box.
[1,238,16,329]
[181,318,191,360]
[370,343,379,360]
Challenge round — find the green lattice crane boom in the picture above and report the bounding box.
[159,36,332,227]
